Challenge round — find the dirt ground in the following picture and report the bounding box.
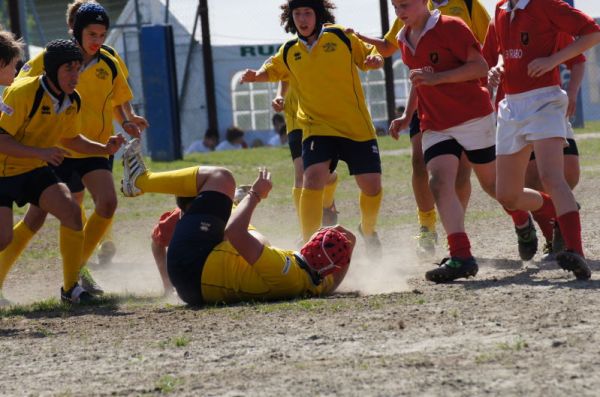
[2,147,600,396]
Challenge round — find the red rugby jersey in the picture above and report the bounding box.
[494,0,599,95]
[151,208,181,247]
[398,12,492,132]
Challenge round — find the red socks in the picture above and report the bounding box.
[531,192,556,242]
[557,211,584,256]
[504,207,530,228]
[448,233,472,259]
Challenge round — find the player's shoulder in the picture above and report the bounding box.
[6,76,39,96]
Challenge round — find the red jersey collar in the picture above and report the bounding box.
[500,0,531,12]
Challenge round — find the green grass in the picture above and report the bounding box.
[574,120,600,134]
[155,375,183,394]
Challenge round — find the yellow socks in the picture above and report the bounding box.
[135,166,199,197]
[0,221,35,289]
[292,187,302,221]
[322,177,338,209]
[418,208,437,232]
[359,190,383,236]
[300,188,324,242]
[60,226,84,291]
[81,211,113,266]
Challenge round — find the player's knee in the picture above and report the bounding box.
[24,209,47,233]
[61,201,84,230]
[95,195,118,218]
[213,167,236,196]
[428,175,451,200]
[495,191,519,209]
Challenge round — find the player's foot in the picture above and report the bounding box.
[233,185,252,205]
[60,283,96,304]
[358,224,382,258]
[322,202,339,227]
[515,216,538,261]
[556,250,591,280]
[415,226,437,260]
[79,266,104,295]
[122,138,147,197]
[0,291,12,307]
[97,240,117,266]
[425,257,478,283]
[552,223,565,255]
[540,241,556,263]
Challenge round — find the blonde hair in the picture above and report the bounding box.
[66,0,99,31]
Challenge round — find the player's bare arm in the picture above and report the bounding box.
[410,46,488,87]
[528,32,600,78]
[344,28,396,58]
[114,104,142,138]
[239,68,269,84]
[225,168,272,265]
[488,54,504,87]
[389,85,418,140]
[61,133,125,156]
[566,62,585,117]
[272,80,288,112]
[0,132,68,166]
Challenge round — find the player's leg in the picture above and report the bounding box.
[455,153,472,210]
[321,171,339,226]
[533,138,589,279]
[0,206,14,305]
[98,155,117,265]
[299,136,335,242]
[289,129,304,222]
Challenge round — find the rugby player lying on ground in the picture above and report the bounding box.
[122,138,355,305]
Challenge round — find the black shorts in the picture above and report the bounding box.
[424,139,496,165]
[0,166,61,208]
[409,111,421,139]
[529,138,579,161]
[166,191,233,305]
[288,129,303,160]
[302,136,382,175]
[52,157,111,193]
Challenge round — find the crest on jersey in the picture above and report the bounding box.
[96,68,109,80]
[323,42,337,53]
[294,52,302,61]
[429,52,439,64]
[521,32,529,46]
[41,105,51,115]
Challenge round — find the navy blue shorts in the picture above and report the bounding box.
[529,138,578,161]
[167,191,233,305]
[0,166,61,208]
[409,111,421,139]
[423,139,495,165]
[52,156,111,193]
[302,136,382,175]
[288,129,303,160]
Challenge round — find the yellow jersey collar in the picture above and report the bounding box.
[298,26,325,52]
[40,76,74,114]
[398,9,441,55]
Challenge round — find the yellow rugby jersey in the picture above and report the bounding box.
[384,0,490,47]
[0,76,81,177]
[262,25,377,142]
[200,241,336,304]
[283,83,301,133]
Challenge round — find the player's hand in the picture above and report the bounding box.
[389,114,410,140]
[566,89,578,118]
[272,95,285,112]
[122,120,141,138]
[131,114,150,131]
[409,68,439,87]
[104,134,126,155]
[527,56,556,78]
[488,64,504,87]
[38,147,69,166]
[364,54,383,69]
[251,167,272,200]
[240,69,258,84]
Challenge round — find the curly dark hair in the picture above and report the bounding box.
[279,0,336,34]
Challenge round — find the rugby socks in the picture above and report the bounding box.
[300,188,324,241]
[81,211,113,267]
[292,187,302,220]
[418,208,437,232]
[504,207,530,229]
[359,189,382,236]
[557,211,584,256]
[531,192,557,242]
[0,221,35,289]
[448,232,472,259]
[60,226,84,291]
[135,166,199,197]
[322,177,338,209]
